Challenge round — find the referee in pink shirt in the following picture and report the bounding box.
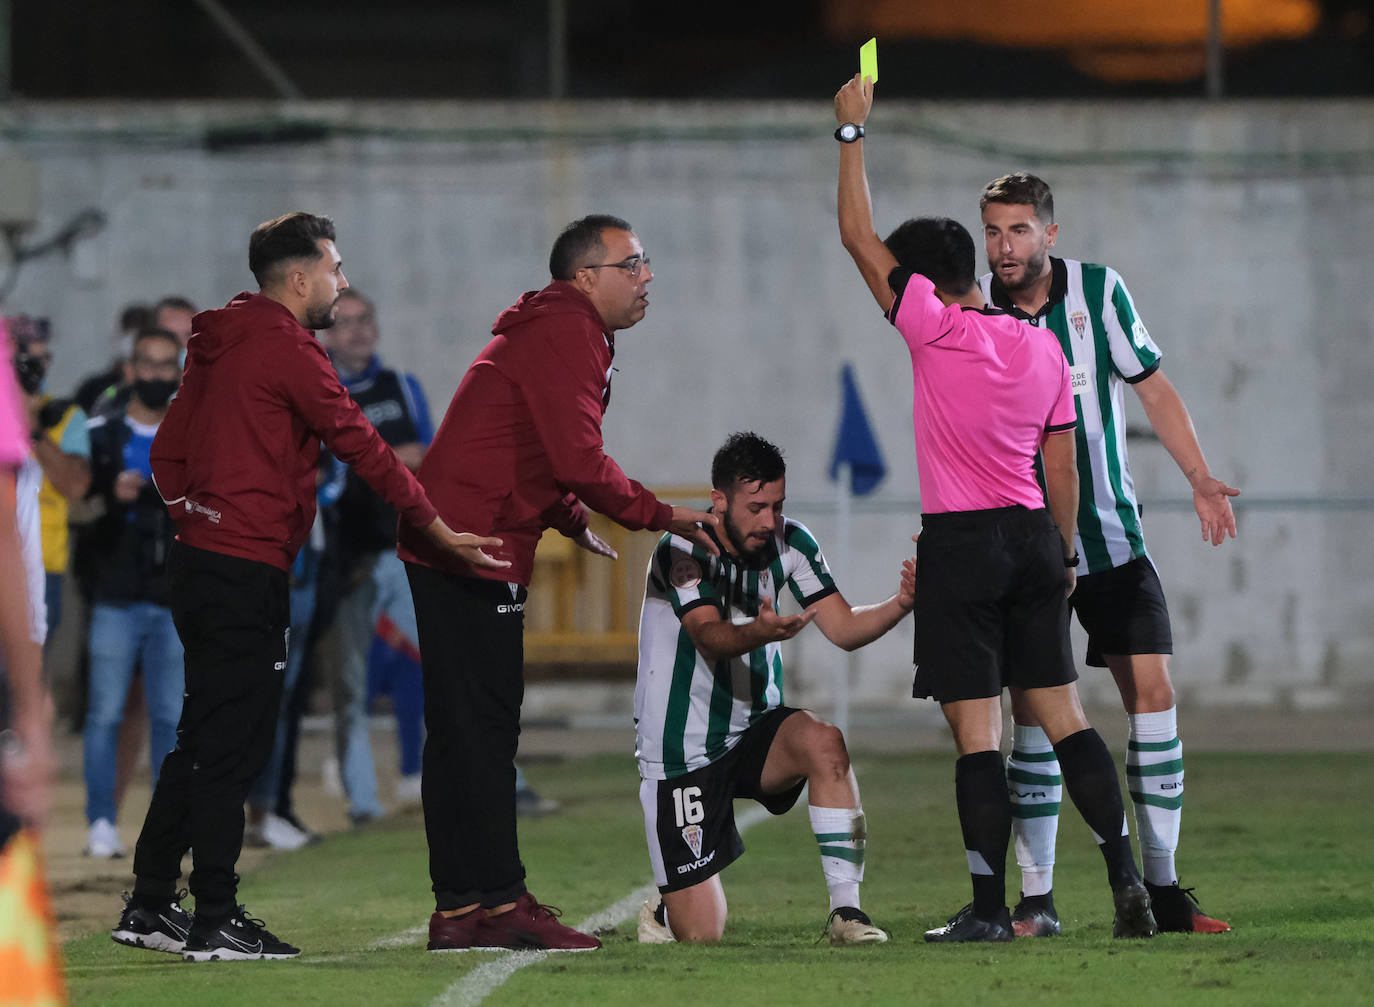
[833,74,1156,943]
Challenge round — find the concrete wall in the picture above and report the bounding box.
[4,98,1371,713]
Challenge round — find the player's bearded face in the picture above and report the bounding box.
[722,507,772,569]
[997,240,1049,292]
[983,202,1055,292]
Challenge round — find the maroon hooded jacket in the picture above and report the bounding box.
[151,292,436,571]
[397,280,671,586]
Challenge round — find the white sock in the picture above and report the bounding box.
[810,805,865,912]
[1127,707,1183,886]
[1008,723,1061,897]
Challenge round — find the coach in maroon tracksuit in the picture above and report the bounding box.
[399,214,716,953]
[114,212,502,962]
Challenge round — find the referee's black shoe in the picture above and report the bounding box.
[111,890,193,954]
[924,904,1014,943]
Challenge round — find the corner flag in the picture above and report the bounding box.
[828,363,886,496]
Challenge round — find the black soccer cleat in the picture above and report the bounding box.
[1146,881,1231,933]
[1111,882,1158,939]
[1011,891,1062,937]
[111,890,193,954]
[182,905,301,961]
[924,903,1014,943]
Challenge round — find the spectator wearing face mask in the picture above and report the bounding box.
[79,328,185,859]
[75,303,154,421]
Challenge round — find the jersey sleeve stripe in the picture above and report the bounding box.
[1122,359,1161,385]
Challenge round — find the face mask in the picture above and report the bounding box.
[134,378,178,409]
[14,347,48,395]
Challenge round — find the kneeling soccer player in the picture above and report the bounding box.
[633,432,914,945]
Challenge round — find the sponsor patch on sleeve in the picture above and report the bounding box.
[669,556,703,590]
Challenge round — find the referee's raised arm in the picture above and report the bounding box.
[834,73,898,313]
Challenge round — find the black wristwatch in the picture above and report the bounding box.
[834,123,864,143]
[1064,552,1080,568]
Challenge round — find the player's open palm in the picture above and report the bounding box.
[755,596,814,643]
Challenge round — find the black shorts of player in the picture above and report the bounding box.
[1071,554,1173,667]
[644,706,804,894]
[912,506,1078,703]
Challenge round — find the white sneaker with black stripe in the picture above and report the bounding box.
[182,905,301,961]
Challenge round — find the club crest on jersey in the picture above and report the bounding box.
[1070,310,1087,337]
[681,824,703,858]
[670,556,702,590]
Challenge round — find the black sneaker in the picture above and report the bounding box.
[1111,882,1158,939]
[182,905,301,961]
[1145,881,1231,933]
[111,890,193,954]
[924,904,1014,943]
[1011,891,1061,937]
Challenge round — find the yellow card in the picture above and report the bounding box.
[860,37,878,85]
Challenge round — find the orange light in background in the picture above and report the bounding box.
[825,0,1323,82]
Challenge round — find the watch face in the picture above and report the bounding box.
[840,124,858,141]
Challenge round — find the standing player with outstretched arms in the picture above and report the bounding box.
[979,172,1238,936]
[402,215,719,955]
[834,73,1156,941]
[633,432,914,946]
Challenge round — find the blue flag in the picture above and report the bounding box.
[828,363,886,496]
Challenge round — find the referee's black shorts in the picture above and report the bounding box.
[912,506,1077,704]
[1071,554,1173,667]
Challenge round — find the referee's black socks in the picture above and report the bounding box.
[954,750,1011,919]
[1054,728,1142,890]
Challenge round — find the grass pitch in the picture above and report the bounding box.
[62,751,1373,1005]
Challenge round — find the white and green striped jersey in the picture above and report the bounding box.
[980,257,1163,574]
[634,518,837,781]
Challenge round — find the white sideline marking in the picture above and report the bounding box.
[370,924,427,950]
[406,803,777,1006]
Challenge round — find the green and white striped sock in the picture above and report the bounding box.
[810,805,865,912]
[1127,707,1183,886]
[1008,724,1062,897]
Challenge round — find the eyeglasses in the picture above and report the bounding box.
[582,255,650,278]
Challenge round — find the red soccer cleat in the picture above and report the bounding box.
[1146,881,1231,933]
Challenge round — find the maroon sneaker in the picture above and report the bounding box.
[427,910,485,952]
[474,893,602,952]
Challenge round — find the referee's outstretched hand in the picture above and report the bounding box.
[668,506,721,556]
[423,517,510,570]
[834,73,873,126]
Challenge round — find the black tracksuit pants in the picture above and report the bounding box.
[132,541,289,917]
[405,562,528,911]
